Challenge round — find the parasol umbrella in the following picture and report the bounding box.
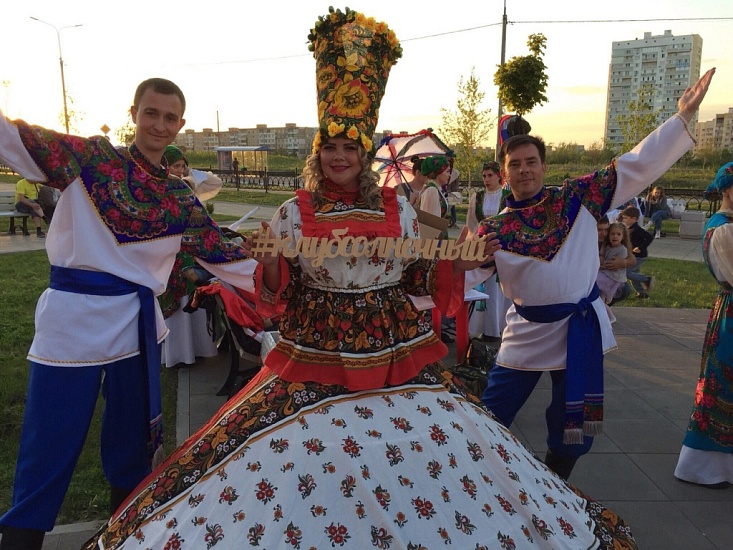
[372,129,454,188]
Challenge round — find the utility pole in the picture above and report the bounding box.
[495,0,507,160]
[30,17,82,134]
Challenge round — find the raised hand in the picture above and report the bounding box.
[678,68,715,123]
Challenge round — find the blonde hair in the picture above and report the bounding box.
[302,142,382,210]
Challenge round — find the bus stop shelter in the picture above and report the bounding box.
[214,146,272,172]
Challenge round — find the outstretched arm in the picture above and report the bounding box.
[678,68,715,123]
[607,68,716,210]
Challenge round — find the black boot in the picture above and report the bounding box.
[544,449,578,480]
[110,485,132,515]
[0,526,45,550]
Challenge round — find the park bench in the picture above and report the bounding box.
[0,190,30,235]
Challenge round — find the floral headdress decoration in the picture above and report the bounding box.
[482,161,501,174]
[308,7,402,155]
[704,161,733,200]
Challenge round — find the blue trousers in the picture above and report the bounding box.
[481,365,594,458]
[626,256,649,294]
[650,210,670,231]
[0,354,155,532]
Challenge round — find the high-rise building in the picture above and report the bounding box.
[694,108,733,153]
[604,30,702,149]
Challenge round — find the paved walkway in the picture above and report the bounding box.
[5,199,730,550]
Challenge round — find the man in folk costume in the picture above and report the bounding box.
[0,78,258,550]
[477,68,716,480]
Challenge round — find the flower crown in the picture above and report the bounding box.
[308,7,402,155]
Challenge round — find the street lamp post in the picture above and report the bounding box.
[30,17,82,134]
[495,0,508,160]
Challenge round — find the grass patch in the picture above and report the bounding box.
[619,257,717,308]
[0,250,178,525]
[215,188,295,207]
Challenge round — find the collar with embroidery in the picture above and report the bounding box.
[505,187,546,209]
[321,178,361,203]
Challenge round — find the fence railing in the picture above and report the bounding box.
[459,182,718,217]
[663,188,718,216]
[206,169,303,192]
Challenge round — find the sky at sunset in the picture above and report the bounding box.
[2,0,731,148]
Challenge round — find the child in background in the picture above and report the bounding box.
[621,205,655,298]
[597,222,632,304]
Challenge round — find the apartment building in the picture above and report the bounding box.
[604,30,702,149]
[174,123,386,157]
[694,108,733,153]
[174,123,318,156]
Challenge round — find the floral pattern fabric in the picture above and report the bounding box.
[308,7,403,153]
[158,252,197,319]
[681,212,733,452]
[260,190,460,391]
[478,164,617,262]
[16,121,247,266]
[84,364,636,550]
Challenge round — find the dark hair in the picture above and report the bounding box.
[133,78,186,113]
[410,155,423,174]
[498,134,546,166]
[621,206,640,219]
[598,215,609,225]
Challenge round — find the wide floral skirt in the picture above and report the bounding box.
[84,364,636,549]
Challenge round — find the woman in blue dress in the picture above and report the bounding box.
[675,162,733,488]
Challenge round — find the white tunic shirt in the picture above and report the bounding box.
[477,115,694,372]
[0,112,257,367]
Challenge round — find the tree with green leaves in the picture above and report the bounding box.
[438,67,494,185]
[581,140,616,167]
[115,116,136,147]
[494,34,549,117]
[545,142,586,165]
[615,84,660,155]
[693,146,731,171]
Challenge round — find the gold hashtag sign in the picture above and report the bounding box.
[249,228,489,267]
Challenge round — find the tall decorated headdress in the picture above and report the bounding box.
[308,7,402,155]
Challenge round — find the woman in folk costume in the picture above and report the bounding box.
[158,145,222,368]
[467,161,513,341]
[674,162,733,489]
[83,8,638,549]
[418,155,451,218]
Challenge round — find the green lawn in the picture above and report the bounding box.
[0,249,182,523]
